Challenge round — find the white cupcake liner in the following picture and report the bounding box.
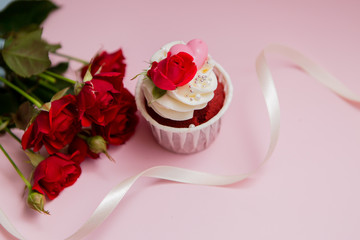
[135,61,233,154]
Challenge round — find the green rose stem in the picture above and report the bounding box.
[5,127,21,144]
[4,127,37,159]
[38,79,59,92]
[0,76,43,108]
[5,127,42,169]
[1,131,48,214]
[0,143,49,214]
[0,144,31,191]
[38,72,56,84]
[52,52,89,65]
[43,70,77,85]
[25,75,59,92]
[13,77,44,105]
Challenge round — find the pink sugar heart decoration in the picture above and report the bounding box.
[169,39,208,68]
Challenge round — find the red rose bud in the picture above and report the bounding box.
[68,135,100,163]
[147,52,197,90]
[80,48,126,80]
[32,152,82,200]
[27,191,49,214]
[77,72,124,127]
[87,135,106,154]
[21,95,81,155]
[86,135,114,162]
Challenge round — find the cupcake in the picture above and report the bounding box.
[135,39,233,153]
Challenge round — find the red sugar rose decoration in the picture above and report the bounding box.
[147,52,197,90]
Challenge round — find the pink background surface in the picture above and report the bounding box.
[1,0,360,239]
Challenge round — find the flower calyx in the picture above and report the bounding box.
[85,135,114,162]
[27,191,49,215]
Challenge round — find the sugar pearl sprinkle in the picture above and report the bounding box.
[184,72,213,101]
[194,74,212,88]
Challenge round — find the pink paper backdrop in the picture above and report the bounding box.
[1,0,360,239]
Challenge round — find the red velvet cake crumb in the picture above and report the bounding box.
[145,80,225,128]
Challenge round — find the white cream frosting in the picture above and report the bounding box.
[142,41,218,121]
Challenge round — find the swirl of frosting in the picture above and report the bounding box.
[142,41,218,121]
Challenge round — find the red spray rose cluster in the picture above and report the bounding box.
[21,49,138,201]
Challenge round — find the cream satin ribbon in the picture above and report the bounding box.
[1,44,359,240]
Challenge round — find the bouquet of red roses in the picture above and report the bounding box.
[0,0,138,214]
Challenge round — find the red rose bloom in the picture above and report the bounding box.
[77,72,124,127]
[92,88,138,145]
[68,135,100,163]
[32,152,81,200]
[80,48,126,79]
[22,95,81,155]
[147,52,197,90]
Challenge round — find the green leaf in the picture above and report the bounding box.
[30,78,74,103]
[131,72,144,80]
[131,70,147,80]
[0,0,58,36]
[25,150,45,167]
[83,65,93,82]
[45,43,61,53]
[2,28,51,77]
[11,101,35,130]
[50,87,68,102]
[47,62,69,74]
[152,86,167,99]
[0,119,9,132]
[40,102,51,112]
[74,81,84,95]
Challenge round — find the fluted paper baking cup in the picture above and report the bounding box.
[135,61,233,154]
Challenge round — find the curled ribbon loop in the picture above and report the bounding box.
[1,44,359,240]
[0,209,25,240]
